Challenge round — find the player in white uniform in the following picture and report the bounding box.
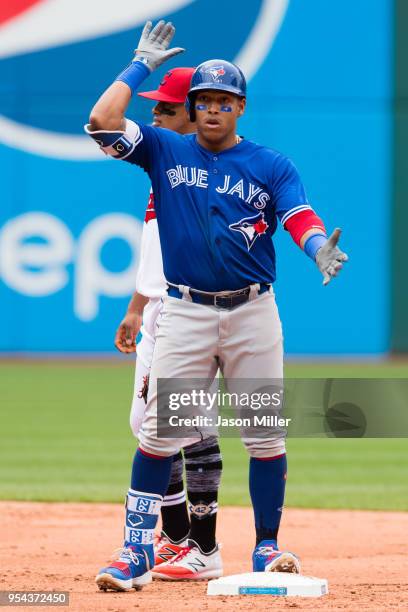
[114,68,223,578]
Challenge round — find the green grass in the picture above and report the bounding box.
[0,361,407,509]
[220,438,408,509]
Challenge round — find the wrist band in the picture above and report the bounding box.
[304,234,327,260]
[115,60,150,94]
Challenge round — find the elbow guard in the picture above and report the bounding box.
[84,120,142,159]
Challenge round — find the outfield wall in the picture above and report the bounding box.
[0,0,394,354]
[392,0,408,352]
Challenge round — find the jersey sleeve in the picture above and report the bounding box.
[84,119,163,172]
[144,190,156,223]
[135,191,167,298]
[269,154,311,225]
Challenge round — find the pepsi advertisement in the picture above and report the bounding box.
[0,0,392,354]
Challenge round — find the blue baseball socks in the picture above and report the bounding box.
[249,453,287,546]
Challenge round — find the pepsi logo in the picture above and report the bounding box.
[0,0,288,159]
[0,0,43,27]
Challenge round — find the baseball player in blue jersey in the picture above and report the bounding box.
[114,67,223,578]
[86,20,348,591]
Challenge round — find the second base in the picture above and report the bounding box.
[207,572,328,597]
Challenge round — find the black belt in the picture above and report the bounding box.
[167,283,270,310]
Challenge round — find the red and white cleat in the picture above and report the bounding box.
[152,539,223,580]
[153,532,188,568]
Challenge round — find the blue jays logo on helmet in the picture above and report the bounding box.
[208,66,226,81]
[229,212,269,250]
[0,0,288,160]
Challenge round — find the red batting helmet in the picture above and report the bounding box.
[138,67,195,104]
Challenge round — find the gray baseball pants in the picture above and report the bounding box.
[138,285,286,458]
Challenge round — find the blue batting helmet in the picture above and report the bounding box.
[186,59,247,121]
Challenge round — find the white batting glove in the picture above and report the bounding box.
[315,228,349,285]
[133,20,185,71]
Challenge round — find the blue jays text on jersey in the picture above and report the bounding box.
[86,120,311,292]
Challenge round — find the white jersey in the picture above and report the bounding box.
[135,191,167,298]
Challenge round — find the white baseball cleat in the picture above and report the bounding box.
[153,531,188,567]
[151,539,223,580]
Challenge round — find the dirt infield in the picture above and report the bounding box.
[0,503,407,611]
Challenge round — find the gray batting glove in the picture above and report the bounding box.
[315,228,348,285]
[133,20,185,71]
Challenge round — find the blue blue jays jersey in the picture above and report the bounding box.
[86,119,310,292]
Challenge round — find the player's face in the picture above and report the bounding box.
[194,91,246,148]
[152,101,192,134]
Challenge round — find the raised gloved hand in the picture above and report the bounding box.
[133,20,185,71]
[316,228,348,285]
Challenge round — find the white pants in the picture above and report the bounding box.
[130,298,162,436]
[138,288,286,458]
